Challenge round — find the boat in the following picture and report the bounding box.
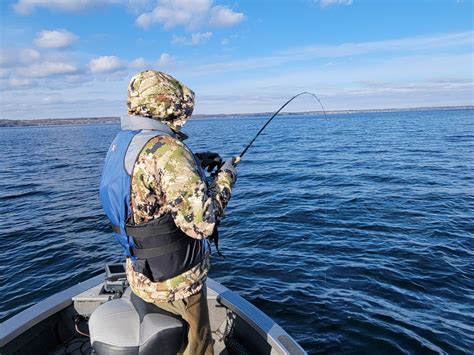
[0,263,306,355]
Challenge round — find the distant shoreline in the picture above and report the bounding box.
[1,105,472,128]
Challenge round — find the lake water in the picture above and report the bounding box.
[0,109,473,354]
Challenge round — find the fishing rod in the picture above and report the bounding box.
[233,91,327,164]
[208,92,327,256]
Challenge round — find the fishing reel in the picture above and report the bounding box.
[196,152,241,173]
[195,151,223,177]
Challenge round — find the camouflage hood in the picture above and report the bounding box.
[127,70,195,131]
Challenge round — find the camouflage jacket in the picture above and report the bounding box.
[124,116,236,303]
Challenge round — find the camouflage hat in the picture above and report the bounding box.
[127,70,195,131]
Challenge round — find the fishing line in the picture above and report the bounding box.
[232,91,329,289]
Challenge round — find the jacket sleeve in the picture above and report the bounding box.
[156,137,236,239]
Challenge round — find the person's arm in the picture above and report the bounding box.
[156,136,236,239]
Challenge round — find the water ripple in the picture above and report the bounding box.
[1,110,473,353]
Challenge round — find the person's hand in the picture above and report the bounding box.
[219,156,240,182]
[195,151,223,172]
[232,156,241,165]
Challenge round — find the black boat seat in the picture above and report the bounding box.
[89,292,186,355]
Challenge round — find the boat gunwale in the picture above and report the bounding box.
[0,276,306,354]
[207,278,306,355]
[0,274,104,347]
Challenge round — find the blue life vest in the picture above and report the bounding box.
[100,116,207,282]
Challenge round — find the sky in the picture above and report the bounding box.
[0,0,473,119]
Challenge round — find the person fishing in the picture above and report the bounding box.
[99,69,238,355]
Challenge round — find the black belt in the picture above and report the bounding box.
[111,224,194,259]
[111,223,178,238]
[132,237,193,258]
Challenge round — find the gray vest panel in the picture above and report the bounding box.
[124,130,172,176]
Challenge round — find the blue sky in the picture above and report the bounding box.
[0,0,472,119]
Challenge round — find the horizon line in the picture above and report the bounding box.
[1,104,473,122]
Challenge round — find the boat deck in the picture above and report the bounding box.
[0,275,306,355]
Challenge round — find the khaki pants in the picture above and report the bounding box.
[153,286,214,355]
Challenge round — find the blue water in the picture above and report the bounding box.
[0,109,473,354]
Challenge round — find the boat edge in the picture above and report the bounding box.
[207,278,306,355]
[0,276,307,354]
[0,274,104,347]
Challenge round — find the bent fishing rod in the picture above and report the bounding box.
[234,91,327,164]
[209,92,327,174]
[208,92,327,256]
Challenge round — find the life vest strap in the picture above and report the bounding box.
[125,222,178,238]
[131,237,193,259]
[111,217,178,238]
[111,221,195,260]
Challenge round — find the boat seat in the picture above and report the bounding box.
[89,292,186,355]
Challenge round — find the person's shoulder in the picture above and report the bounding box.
[142,134,186,156]
[141,134,195,174]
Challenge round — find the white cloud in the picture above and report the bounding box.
[8,78,34,88]
[0,69,10,78]
[157,53,175,67]
[129,57,148,69]
[136,0,209,29]
[14,0,120,15]
[190,31,474,75]
[21,61,78,77]
[135,13,153,29]
[1,95,124,119]
[136,0,244,30]
[64,74,87,83]
[0,48,41,67]
[221,33,238,46]
[193,52,473,104]
[88,56,124,73]
[34,29,77,49]
[317,0,353,8]
[209,6,245,27]
[125,0,153,14]
[172,32,213,45]
[293,31,474,58]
